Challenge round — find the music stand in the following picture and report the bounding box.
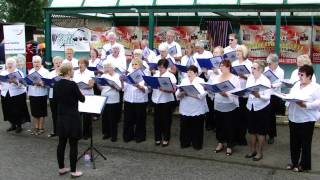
[77,95,107,169]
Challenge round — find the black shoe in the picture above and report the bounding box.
[252,155,263,161]
[48,133,56,137]
[268,138,274,144]
[6,126,16,132]
[102,135,110,140]
[245,152,257,158]
[15,127,22,133]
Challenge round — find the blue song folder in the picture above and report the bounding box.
[77,81,91,89]
[178,85,200,97]
[201,80,235,93]
[263,70,279,83]
[175,64,188,73]
[26,71,43,84]
[41,76,62,88]
[94,77,121,90]
[168,46,177,56]
[231,65,250,76]
[223,51,237,62]
[143,76,174,91]
[148,63,158,70]
[125,69,145,84]
[232,84,270,96]
[196,56,223,69]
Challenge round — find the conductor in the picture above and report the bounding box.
[53,62,85,178]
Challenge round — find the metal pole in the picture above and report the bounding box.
[148,11,155,50]
[275,11,281,57]
[44,11,52,68]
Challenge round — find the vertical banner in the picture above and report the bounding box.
[3,24,27,73]
[312,26,320,63]
[240,25,312,64]
[3,24,26,55]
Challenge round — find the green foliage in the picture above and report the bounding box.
[0,0,8,22]
[6,0,48,27]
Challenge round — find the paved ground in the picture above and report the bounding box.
[1,105,320,179]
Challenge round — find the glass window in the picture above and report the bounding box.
[198,12,219,16]
[168,13,195,16]
[156,0,194,5]
[241,0,282,4]
[50,0,83,7]
[119,0,153,6]
[83,0,117,7]
[229,12,258,16]
[288,0,320,3]
[197,0,237,5]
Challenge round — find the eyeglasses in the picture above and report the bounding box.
[229,39,235,41]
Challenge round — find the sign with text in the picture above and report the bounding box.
[3,24,26,54]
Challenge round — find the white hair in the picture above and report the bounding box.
[102,61,115,69]
[107,31,117,38]
[133,49,143,55]
[112,44,121,51]
[52,56,63,63]
[6,57,17,66]
[158,43,168,52]
[195,41,205,48]
[32,55,42,63]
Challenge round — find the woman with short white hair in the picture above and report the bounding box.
[0,57,30,133]
[290,54,316,83]
[28,55,50,135]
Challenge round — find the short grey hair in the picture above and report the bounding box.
[6,57,17,66]
[32,55,42,63]
[52,56,63,63]
[266,54,279,64]
[158,43,168,52]
[195,41,205,48]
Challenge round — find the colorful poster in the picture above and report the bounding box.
[3,24,26,54]
[51,27,91,52]
[240,25,311,64]
[312,26,320,63]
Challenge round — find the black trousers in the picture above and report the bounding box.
[268,95,280,138]
[234,97,248,145]
[154,102,174,142]
[180,115,205,150]
[205,96,215,130]
[289,121,315,170]
[123,102,147,142]
[215,109,237,148]
[102,103,120,139]
[49,98,57,134]
[81,113,92,138]
[57,136,78,172]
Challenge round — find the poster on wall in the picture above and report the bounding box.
[312,26,320,63]
[3,24,26,54]
[240,25,312,64]
[51,27,91,52]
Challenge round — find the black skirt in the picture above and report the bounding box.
[29,96,48,117]
[247,104,270,135]
[1,93,30,124]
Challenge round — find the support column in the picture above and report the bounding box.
[44,11,52,68]
[275,11,281,56]
[148,11,155,50]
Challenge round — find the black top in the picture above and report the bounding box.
[53,79,85,139]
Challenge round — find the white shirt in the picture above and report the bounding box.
[73,69,95,95]
[232,59,253,89]
[142,47,157,63]
[290,68,316,83]
[48,69,59,99]
[88,58,101,67]
[288,81,320,123]
[101,42,125,60]
[246,74,271,111]
[212,74,240,112]
[164,41,182,58]
[28,67,49,97]
[127,61,151,76]
[224,44,240,54]
[152,71,177,104]
[123,81,148,103]
[206,69,221,100]
[100,73,121,104]
[152,54,176,64]
[180,55,202,78]
[264,66,284,94]
[0,69,26,97]
[176,77,208,116]
[105,54,127,74]
[63,58,79,68]
[193,50,214,66]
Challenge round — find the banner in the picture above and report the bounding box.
[51,27,91,52]
[3,24,26,55]
[240,25,312,64]
[312,26,320,63]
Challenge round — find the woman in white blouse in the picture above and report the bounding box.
[73,58,95,139]
[286,65,320,172]
[121,59,149,143]
[290,54,316,83]
[0,57,30,133]
[245,61,271,161]
[265,54,285,144]
[180,44,201,78]
[232,44,253,146]
[99,62,122,142]
[48,56,62,137]
[176,65,207,150]
[212,60,240,155]
[152,59,177,146]
[88,48,101,68]
[28,55,49,135]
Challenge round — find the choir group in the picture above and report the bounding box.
[1,31,320,177]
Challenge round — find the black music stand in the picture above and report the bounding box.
[77,95,107,169]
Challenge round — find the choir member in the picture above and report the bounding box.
[163,30,182,61]
[63,48,79,68]
[122,58,149,143]
[224,33,240,54]
[54,62,85,178]
[28,55,49,135]
[176,65,208,150]
[152,59,177,146]
[245,61,271,161]
[286,65,320,172]
[101,31,125,60]
[99,61,122,141]
[140,39,157,62]
[212,60,240,155]
[180,44,201,78]
[290,54,316,83]
[48,56,63,137]
[0,57,30,133]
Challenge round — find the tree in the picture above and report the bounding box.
[7,0,48,27]
[0,0,8,22]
